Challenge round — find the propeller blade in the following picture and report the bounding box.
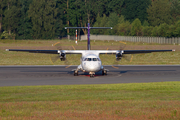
[50,55,59,64]
[119,41,126,50]
[64,59,70,65]
[122,54,133,62]
[53,42,62,50]
[123,54,131,61]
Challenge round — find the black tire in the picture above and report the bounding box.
[90,74,94,78]
[102,70,104,75]
[74,71,78,76]
[104,70,107,75]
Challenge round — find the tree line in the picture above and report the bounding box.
[0,0,180,40]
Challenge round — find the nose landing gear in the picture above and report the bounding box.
[90,74,94,77]
[89,72,95,78]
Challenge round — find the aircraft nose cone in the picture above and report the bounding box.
[86,62,100,72]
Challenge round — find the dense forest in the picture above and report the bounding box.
[0,0,180,39]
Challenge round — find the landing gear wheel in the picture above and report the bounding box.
[104,70,107,75]
[102,70,104,75]
[90,74,94,78]
[74,70,78,76]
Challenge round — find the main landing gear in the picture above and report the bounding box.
[74,70,78,76]
[102,70,107,75]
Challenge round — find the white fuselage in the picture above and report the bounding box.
[64,50,116,73]
[81,54,102,72]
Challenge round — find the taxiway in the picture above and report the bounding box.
[0,65,180,86]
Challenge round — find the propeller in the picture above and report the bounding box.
[50,42,75,65]
[112,41,133,68]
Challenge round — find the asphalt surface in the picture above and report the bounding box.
[0,65,180,86]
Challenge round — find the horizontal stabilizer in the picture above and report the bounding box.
[65,27,112,29]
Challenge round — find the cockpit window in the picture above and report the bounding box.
[93,58,97,61]
[84,58,100,61]
[87,58,91,61]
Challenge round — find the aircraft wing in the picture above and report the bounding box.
[98,49,175,54]
[6,49,59,54]
[123,49,175,54]
[6,49,84,54]
[6,49,175,55]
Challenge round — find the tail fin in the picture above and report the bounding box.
[65,24,112,50]
[87,23,90,50]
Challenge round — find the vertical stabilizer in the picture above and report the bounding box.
[87,23,91,50]
[65,24,112,50]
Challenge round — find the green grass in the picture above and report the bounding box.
[0,39,180,65]
[0,82,180,119]
[1,82,180,101]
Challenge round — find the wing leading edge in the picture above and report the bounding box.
[6,49,59,54]
[97,49,175,54]
[6,49,85,54]
[6,49,175,55]
[123,49,175,54]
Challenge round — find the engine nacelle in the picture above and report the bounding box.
[116,52,122,61]
[60,53,66,61]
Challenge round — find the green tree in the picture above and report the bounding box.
[56,0,67,37]
[0,0,6,34]
[113,15,131,36]
[142,26,153,36]
[142,20,149,26]
[151,26,159,36]
[166,25,176,37]
[170,0,180,23]
[28,0,61,39]
[107,0,124,15]
[3,0,21,36]
[17,0,33,39]
[121,0,151,23]
[105,13,119,35]
[114,21,131,36]
[173,20,180,37]
[157,23,169,37]
[147,0,172,26]
[131,18,142,36]
[91,14,108,35]
[68,0,99,35]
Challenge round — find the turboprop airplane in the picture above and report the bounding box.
[6,23,175,77]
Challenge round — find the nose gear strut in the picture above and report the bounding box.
[89,72,95,78]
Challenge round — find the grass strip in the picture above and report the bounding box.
[0,39,180,65]
[0,82,180,119]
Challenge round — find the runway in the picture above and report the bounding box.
[0,65,180,86]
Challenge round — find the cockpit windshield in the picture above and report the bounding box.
[84,58,100,61]
[93,58,98,61]
[88,58,92,61]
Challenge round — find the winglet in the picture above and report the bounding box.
[6,49,9,51]
[172,49,175,52]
